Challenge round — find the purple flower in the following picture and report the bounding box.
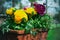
[33,3,45,16]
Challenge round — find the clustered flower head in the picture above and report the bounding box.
[24,7,37,15]
[6,3,46,24]
[33,2,45,15]
[6,7,16,15]
[14,9,28,24]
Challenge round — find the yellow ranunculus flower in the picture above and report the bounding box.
[24,7,37,15]
[14,9,28,24]
[6,7,15,15]
[6,9,13,15]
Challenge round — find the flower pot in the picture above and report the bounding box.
[3,30,48,40]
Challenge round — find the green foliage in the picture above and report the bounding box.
[0,13,54,34]
[29,0,36,2]
[0,21,10,34]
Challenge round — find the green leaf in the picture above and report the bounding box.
[14,26,24,30]
[30,31,37,36]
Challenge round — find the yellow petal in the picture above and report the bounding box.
[6,9,13,15]
[24,7,37,15]
[14,9,28,24]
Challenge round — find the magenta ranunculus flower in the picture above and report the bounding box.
[33,3,45,16]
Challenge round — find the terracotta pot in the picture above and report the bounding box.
[3,30,48,40]
[41,32,48,40]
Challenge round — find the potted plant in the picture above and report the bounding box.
[0,3,54,40]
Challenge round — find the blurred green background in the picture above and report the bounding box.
[47,27,60,40]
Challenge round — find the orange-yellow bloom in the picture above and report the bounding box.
[6,9,13,15]
[14,9,28,24]
[24,7,37,15]
[6,7,15,15]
